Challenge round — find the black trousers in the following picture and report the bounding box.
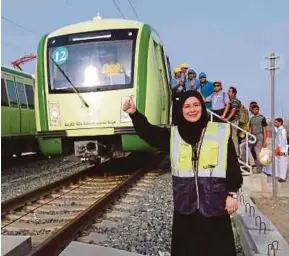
[171,211,237,256]
[211,108,226,122]
[172,94,182,125]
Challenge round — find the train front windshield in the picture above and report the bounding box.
[47,29,138,93]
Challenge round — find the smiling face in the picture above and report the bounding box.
[182,96,203,122]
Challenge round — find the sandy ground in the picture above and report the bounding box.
[252,195,289,242]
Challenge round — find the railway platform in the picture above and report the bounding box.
[236,160,289,256]
[1,235,31,256]
[59,242,142,256]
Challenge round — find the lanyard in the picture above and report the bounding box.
[192,126,207,174]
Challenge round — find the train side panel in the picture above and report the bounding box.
[1,67,38,157]
[121,26,171,152]
[122,25,162,152]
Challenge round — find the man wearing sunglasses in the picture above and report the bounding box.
[204,81,230,120]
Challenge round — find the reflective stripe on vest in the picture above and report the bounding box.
[170,121,230,178]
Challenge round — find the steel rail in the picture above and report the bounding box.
[1,167,95,217]
[29,167,148,256]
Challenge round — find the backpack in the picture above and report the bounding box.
[239,104,249,125]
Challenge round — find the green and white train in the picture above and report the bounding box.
[35,16,172,163]
[1,66,38,158]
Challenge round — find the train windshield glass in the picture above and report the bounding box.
[47,29,137,93]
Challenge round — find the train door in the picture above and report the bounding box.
[15,79,30,134]
[1,78,11,136]
[165,55,173,123]
[153,41,169,124]
[24,84,36,134]
[165,56,172,83]
[160,47,171,124]
[5,77,21,134]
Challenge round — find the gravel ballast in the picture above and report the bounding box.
[1,156,90,201]
[94,158,243,255]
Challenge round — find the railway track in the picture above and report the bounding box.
[1,153,164,256]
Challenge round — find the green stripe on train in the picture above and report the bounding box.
[1,66,33,79]
[37,34,49,131]
[136,24,151,113]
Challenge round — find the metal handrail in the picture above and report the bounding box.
[207,110,257,175]
[169,103,257,175]
[207,110,256,144]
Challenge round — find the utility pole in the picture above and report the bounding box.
[265,53,279,200]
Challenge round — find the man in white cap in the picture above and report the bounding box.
[180,63,189,84]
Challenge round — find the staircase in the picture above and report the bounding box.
[207,110,256,176]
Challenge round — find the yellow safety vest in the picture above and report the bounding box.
[102,63,123,75]
[170,121,230,178]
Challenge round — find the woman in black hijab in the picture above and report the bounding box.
[123,91,242,256]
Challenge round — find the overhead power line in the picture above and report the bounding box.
[1,42,28,52]
[111,0,126,19]
[1,16,40,37]
[127,0,139,19]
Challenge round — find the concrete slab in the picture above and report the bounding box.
[120,197,138,204]
[129,187,147,192]
[38,198,97,206]
[114,203,135,211]
[76,232,107,243]
[237,197,277,231]
[126,191,143,197]
[248,230,289,255]
[60,242,142,256]
[1,235,32,256]
[236,182,289,255]
[92,220,118,229]
[235,216,257,256]
[6,212,77,222]
[105,210,129,219]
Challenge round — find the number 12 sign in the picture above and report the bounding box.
[52,47,69,65]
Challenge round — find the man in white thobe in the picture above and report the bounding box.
[275,118,288,182]
[263,118,288,182]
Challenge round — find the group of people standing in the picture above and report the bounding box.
[239,101,288,182]
[171,64,288,183]
[171,63,242,157]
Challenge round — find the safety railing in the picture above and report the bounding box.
[207,110,257,175]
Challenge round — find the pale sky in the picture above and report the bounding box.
[2,0,289,116]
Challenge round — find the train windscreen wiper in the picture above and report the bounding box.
[49,56,89,108]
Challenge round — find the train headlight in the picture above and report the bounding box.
[83,65,100,87]
[49,101,61,126]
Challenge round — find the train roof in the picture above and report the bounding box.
[1,66,34,79]
[48,16,160,39]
